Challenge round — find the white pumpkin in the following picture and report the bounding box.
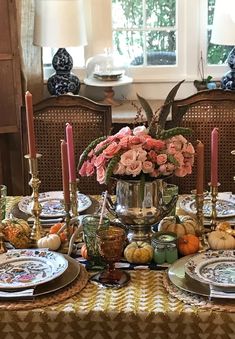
[158,215,198,238]
[208,230,235,250]
[37,234,61,251]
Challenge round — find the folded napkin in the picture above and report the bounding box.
[210,284,235,299]
[0,288,34,299]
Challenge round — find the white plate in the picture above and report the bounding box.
[0,249,68,289]
[195,258,235,287]
[18,191,92,218]
[179,196,235,218]
[185,250,235,286]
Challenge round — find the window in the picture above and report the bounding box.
[42,0,231,97]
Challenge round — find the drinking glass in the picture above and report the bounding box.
[0,185,7,222]
[96,226,129,286]
[82,215,110,269]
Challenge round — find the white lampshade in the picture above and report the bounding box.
[34,0,87,47]
[211,0,235,45]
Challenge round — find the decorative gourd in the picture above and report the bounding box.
[158,215,198,238]
[208,230,235,250]
[80,244,88,259]
[124,241,153,264]
[37,234,61,251]
[2,218,31,248]
[178,234,200,256]
[49,223,67,242]
[216,221,231,232]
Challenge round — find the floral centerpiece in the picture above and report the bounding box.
[78,80,195,185]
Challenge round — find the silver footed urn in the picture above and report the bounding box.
[107,178,177,242]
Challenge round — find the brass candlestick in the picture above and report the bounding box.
[59,202,71,254]
[25,154,43,245]
[209,183,219,231]
[70,181,78,217]
[195,193,209,252]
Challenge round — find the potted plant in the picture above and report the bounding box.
[194,52,216,91]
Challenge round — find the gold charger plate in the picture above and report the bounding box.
[168,255,210,297]
[0,255,80,299]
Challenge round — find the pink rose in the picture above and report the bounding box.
[119,136,130,149]
[175,166,189,177]
[94,139,109,153]
[120,150,137,166]
[142,161,154,173]
[183,142,195,155]
[150,169,161,177]
[125,160,142,176]
[148,150,159,163]
[156,154,167,165]
[103,142,121,158]
[96,166,106,184]
[144,138,165,151]
[136,148,147,162]
[170,135,188,144]
[133,126,148,136]
[113,162,126,175]
[158,164,172,176]
[129,136,141,145]
[173,152,185,166]
[94,154,106,168]
[79,161,94,177]
[167,143,177,155]
[114,126,132,139]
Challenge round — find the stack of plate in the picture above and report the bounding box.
[0,249,81,300]
[18,191,92,225]
[168,250,235,299]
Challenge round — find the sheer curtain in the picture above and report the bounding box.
[17,0,43,104]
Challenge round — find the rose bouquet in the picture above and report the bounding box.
[78,80,195,185]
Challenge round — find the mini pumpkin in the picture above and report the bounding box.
[178,234,200,256]
[124,241,153,264]
[216,221,231,232]
[49,223,67,242]
[37,234,61,251]
[2,218,31,248]
[158,215,198,238]
[208,230,235,250]
[80,244,88,259]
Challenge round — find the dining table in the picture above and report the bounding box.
[0,195,235,339]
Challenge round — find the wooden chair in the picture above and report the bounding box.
[22,95,112,195]
[166,89,235,194]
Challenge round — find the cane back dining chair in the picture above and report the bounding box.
[166,89,235,194]
[22,94,112,195]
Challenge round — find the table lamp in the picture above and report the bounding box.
[211,0,235,89]
[34,0,87,96]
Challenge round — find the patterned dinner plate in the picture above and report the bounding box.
[18,191,92,218]
[0,249,68,289]
[195,258,235,287]
[179,196,235,218]
[185,250,235,286]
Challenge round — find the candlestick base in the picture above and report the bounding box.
[70,180,79,217]
[59,203,72,255]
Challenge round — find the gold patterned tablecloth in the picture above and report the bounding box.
[1,197,235,339]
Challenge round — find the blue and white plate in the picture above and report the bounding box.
[18,191,92,218]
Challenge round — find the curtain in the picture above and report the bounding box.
[17,0,43,104]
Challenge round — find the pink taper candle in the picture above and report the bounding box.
[61,140,70,205]
[196,140,204,195]
[66,123,76,182]
[211,127,219,186]
[25,91,36,158]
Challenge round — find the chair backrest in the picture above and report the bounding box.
[22,94,112,195]
[167,89,235,194]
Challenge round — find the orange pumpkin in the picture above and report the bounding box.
[178,234,200,256]
[49,223,67,243]
[80,244,89,259]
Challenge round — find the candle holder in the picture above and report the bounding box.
[70,180,78,217]
[209,183,220,231]
[195,193,209,252]
[25,154,43,245]
[59,202,72,254]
